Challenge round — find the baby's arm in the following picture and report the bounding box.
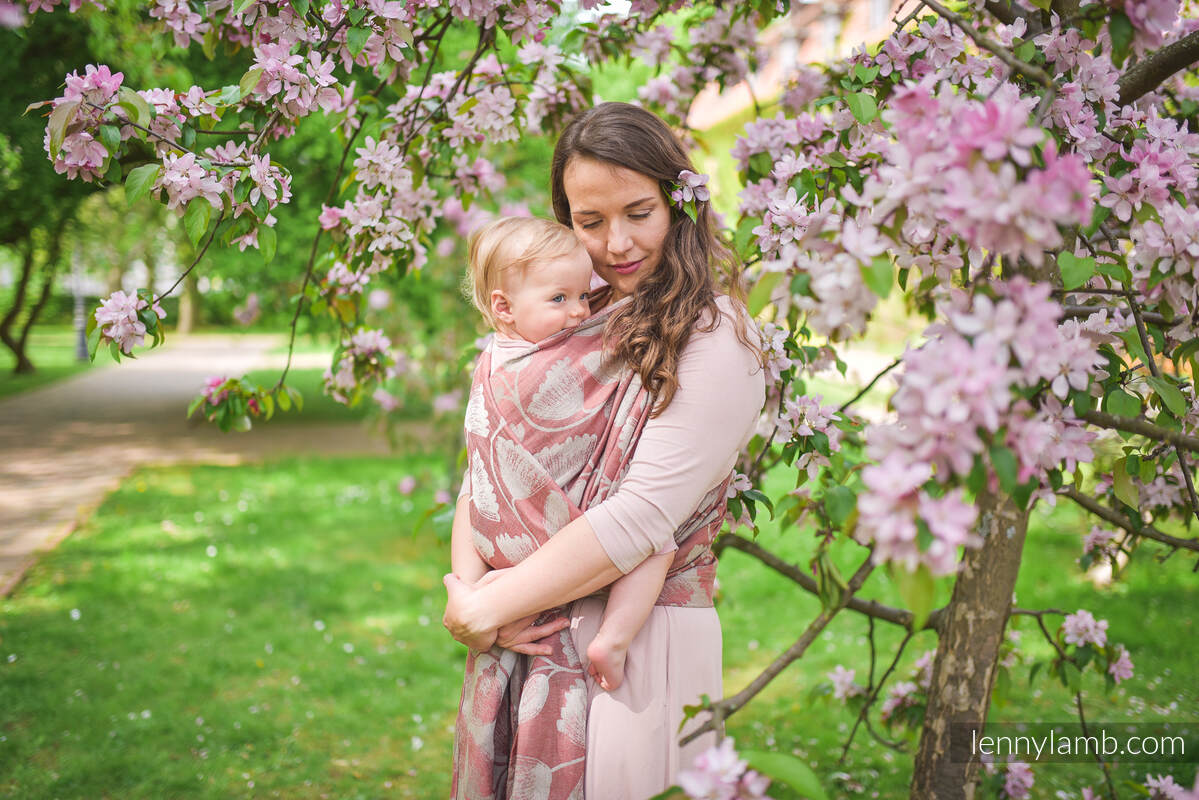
[585,551,672,691]
[450,493,490,584]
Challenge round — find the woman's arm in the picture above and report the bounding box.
[444,301,765,640]
[450,493,491,584]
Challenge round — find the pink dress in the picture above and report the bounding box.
[571,295,765,797]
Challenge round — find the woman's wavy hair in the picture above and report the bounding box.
[550,102,754,415]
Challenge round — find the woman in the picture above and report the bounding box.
[444,102,766,799]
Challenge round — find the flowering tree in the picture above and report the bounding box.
[13,0,1199,796]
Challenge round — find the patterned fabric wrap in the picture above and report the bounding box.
[451,309,731,800]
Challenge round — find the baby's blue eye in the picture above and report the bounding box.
[552,294,566,302]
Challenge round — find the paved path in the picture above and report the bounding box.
[0,334,397,596]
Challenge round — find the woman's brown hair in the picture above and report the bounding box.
[550,102,752,414]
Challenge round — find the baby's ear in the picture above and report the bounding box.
[491,289,514,324]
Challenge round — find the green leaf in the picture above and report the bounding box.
[47,100,80,159]
[125,163,161,206]
[742,751,828,800]
[394,22,414,49]
[824,485,856,529]
[216,84,242,106]
[291,0,310,16]
[645,788,687,800]
[846,92,877,125]
[346,25,372,57]
[98,124,121,153]
[238,68,264,98]
[819,151,849,168]
[258,224,277,264]
[1014,39,1036,62]
[1146,374,1185,417]
[234,0,256,14]
[743,489,773,514]
[184,197,212,246]
[1117,327,1152,370]
[1057,252,1096,291]
[748,271,782,316]
[231,414,252,433]
[346,6,367,23]
[117,86,152,128]
[989,444,1019,493]
[1109,11,1134,67]
[1105,387,1141,418]
[894,564,936,631]
[1112,457,1139,510]
[861,254,892,299]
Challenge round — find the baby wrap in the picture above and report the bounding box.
[451,306,730,800]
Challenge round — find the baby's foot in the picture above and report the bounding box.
[586,632,628,692]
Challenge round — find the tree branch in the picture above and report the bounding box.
[1061,486,1199,553]
[1079,409,1199,454]
[1118,29,1199,106]
[719,533,944,631]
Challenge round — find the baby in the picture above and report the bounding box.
[453,215,673,691]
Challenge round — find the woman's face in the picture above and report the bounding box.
[562,156,671,302]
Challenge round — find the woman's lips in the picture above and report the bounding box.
[610,258,644,275]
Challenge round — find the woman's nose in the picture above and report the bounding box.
[606,223,632,255]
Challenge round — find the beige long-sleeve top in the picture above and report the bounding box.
[584,295,765,573]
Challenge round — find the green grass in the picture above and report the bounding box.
[0,326,100,399]
[2,453,1195,799]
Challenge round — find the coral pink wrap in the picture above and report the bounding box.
[451,307,730,800]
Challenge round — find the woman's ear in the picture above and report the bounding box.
[491,289,515,325]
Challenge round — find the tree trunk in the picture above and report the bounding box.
[909,484,1030,799]
[176,271,200,333]
[1,240,36,374]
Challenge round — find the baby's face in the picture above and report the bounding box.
[503,244,593,343]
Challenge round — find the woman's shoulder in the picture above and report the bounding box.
[686,294,762,365]
[694,294,759,344]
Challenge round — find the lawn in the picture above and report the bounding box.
[0,325,100,399]
[1,452,1195,799]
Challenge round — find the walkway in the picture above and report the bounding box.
[0,334,396,596]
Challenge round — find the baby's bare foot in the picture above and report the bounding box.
[586,633,628,692]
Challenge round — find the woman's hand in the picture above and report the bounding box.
[444,570,569,656]
[442,573,498,653]
[495,613,569,657]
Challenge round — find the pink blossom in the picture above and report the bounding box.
[434,489,452,505]
[94,290,165,355]
[671,170,710,206]
[828,665,863,701]
[397,476,417,495]
[1061,609,1108,648]
[1108,646,1134,683]
[1002,761,1034,799]
[0,1,27,27]
[677,737,771,800]
[1083,526,1117,557]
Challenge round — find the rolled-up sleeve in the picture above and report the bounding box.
[583,297,766,573]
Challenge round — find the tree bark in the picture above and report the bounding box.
[909,485,1030,799]
[176,271,200,333]
[0,240,36,374]
[1118,29,1199,106]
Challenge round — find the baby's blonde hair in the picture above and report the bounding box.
[465,216,582,328]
